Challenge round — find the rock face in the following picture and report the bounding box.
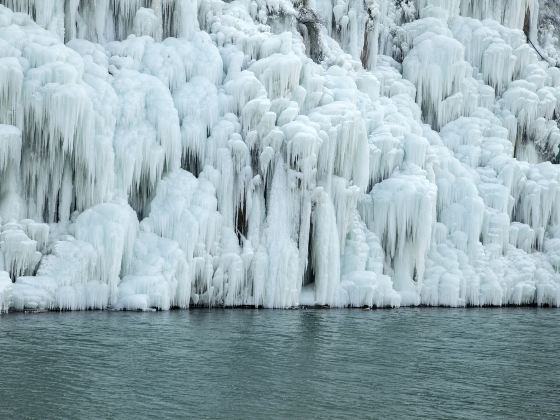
[0,0,559,311]
[538,0,560,65]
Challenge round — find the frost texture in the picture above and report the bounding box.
[0,0,560,310]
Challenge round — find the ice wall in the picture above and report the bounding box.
[0,0,559,311]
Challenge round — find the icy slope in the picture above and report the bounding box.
[0,0,559,311]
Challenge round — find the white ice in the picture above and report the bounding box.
[0,0,560,311]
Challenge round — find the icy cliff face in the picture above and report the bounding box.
[0,0,559,311]
[538,0,560,64]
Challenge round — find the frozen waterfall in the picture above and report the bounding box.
[1,0,560,311]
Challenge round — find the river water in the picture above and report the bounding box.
[0,308,558,419]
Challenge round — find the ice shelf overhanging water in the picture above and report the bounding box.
[0,0,560,311]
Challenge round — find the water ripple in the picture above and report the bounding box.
[0,308,559,419]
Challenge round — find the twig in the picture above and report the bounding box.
[527,36,559,67]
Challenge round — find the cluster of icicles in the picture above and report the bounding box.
[1,0,560,312]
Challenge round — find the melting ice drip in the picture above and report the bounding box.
[0,0,560,311]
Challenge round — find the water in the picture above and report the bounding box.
[0,308,559,419]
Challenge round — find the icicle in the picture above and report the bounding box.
[73,202,139,306]
[0,124,21,175]
[0,223,41,280]
[249,53,302,100]
[360,171,437,304]
[0,57,23,127]
[133,7,162,41]
[117,231,191,310]
[403,32,468,128]
[263,158,300,308]
[311,187,341,306]
[0,270,11,312]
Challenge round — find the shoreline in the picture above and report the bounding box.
[2,303,559,315]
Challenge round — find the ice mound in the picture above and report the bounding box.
[0,0,559,311]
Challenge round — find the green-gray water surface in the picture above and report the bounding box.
[0,308,559,419]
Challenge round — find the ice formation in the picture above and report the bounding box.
[0,0,560,311]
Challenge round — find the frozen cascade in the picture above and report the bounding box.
[0,0,560,311]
